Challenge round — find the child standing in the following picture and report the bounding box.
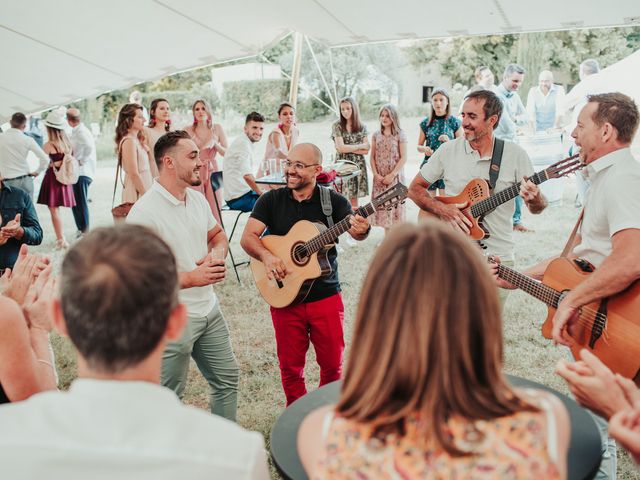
[370,104,407,234]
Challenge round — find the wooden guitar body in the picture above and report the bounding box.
[433,178,491,240]
[250,220,331,308]
[540,258,640,382]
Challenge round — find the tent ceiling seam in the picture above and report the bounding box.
[0,24,123,77]
[491,0,513,30]
[310,0,362,39]
[153,0,250,52]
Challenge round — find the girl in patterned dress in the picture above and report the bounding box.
[298,222,570,480]
[418,88,463,192]
[331,97,370,208]
[370,104,406,234]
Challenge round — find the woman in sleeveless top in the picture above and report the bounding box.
[261,102,299,175]
[298,222,570,479]
[331,97,370,208]
[144,98,172,179]
[184,99,227,225]
[418,88,462,192]
[37,110,76,250]
[115,104,152,204]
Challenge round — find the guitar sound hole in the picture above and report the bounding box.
[292,244,310,266]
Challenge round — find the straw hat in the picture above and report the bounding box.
[43,109,67,129]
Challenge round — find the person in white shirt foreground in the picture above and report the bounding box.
[0,224,269,480]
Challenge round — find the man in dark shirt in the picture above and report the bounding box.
[241,143,370,405]
[0,181,43,271]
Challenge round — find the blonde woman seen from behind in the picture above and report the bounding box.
[37,110,76,250]
[115,104,152,204]
[298,222,570,479]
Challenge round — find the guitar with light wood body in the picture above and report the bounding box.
[491,256,640,383]
[417,154,581,239]
[251,183,407,308]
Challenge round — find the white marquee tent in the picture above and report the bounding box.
[2,0,639,121]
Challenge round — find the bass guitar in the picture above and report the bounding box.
[491,256,640,383]
[432,154,581,240]
[250,183,407,308]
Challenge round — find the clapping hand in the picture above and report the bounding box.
[1,213,23,240]
[23,264,56,333]
[1,245,51,305]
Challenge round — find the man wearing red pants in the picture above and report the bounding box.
[241,143,370,405]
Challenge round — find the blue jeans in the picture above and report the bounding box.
[227,191,259,212]
[71,176,92,232]
[513,196,523,225]
[161,303,239,421]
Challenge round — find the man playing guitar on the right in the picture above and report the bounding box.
[493,92,640,480]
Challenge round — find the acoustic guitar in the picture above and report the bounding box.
[491,256,640,383]
[250,183,407,308]
[420,154,582,240]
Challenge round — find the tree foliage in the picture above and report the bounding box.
[403,27,640,89]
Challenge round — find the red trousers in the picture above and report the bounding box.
[270,293,345,406]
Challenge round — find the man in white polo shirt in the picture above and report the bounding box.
[223,112,265,212]
[409,89,546,305]
[128,130,239,421]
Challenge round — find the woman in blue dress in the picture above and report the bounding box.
[417,88,463,192]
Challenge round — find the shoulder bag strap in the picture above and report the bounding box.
[112,137,129,208]
[560,209,584,258]
[488,138,505,190]
[319,186,334,227]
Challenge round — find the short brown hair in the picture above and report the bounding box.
[154,130,192,169]
[464,89,503,128]
[10,112,27,129]
[587,92,639,144]
[60,225,179,373]
[336,222,535,456]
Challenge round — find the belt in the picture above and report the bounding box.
[5,174,30,181]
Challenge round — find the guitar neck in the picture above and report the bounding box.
[471,169,547,218]
[304,203,375,255]
[495,262,560,307]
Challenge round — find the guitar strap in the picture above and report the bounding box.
[560,208,584,258]
[488,138,505,189]
[319,185,334,227]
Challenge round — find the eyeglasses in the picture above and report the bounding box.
[282,160,320,171]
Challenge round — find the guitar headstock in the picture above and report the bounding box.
[372,183,408,211]
[546,154,583,179]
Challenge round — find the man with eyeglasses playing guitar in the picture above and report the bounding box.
[240,143,370,406]
[491,93,640,480]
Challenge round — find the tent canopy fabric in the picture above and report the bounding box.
[1,0,639,121]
